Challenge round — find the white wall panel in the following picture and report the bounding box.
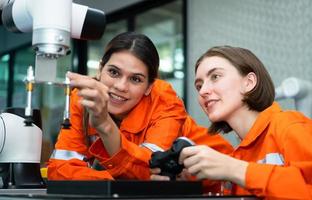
[187,0,312,145]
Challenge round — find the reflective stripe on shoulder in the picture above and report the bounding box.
[257,153,285,165]
[140,143,164,152]
[50,149,86,161]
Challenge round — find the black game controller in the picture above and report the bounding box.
[149,137,195,180]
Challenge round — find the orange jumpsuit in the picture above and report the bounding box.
[48,79,188,180]
[223,102,312,199]
[182,116,233,155]
[48,78,233,181]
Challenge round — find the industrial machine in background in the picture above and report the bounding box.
[0,108,44,188]
[1,0,106,126]
[0,0,106,188]
[275,77,312,118]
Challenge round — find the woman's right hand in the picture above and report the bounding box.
[67,72,111,131]
[179,145,248,187]
[68,72,121,155]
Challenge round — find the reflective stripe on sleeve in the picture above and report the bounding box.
[257,153,285,165]
[50,149,86,161]
[140,143,164,152]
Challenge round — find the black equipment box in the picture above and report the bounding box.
[47,180,203,198]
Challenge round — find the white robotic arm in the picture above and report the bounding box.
[1,0,106,83]
[1,0,106,125]
[275,77,312,118]
[0,0,106,188]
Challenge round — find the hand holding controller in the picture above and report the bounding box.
[149,137,195,180]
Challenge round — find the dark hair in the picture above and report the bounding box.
[195,46,275,134]
[83,32,159,144]
[100,32,159,84]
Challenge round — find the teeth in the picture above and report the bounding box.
[110,93,126,101]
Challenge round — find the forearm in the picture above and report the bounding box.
[226,157,248,187]
[48,159,114,180]
[89,135,152,179]
[97,117,121,156]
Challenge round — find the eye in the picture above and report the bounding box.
[195,83,202,92]
[211,74,220,81]
[130,76,143,83]
[108,68,120,78]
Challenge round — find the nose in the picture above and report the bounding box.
[199,81,212,96]
[113,77,129,92]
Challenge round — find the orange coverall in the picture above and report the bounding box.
[223,102,312,199]
[182,116,233,155]
[48,79,233,181]
[48,79,187,180]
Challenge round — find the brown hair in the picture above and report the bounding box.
[195,46,275,134]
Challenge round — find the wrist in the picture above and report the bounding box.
[228,158,248,187]
[97,117,115,136]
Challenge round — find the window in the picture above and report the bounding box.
[0,54,9,110]
[88,20,127,77]
[136,0,184,98]
[13,47,36,108]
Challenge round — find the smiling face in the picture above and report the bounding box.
[194,56,250,123]
[98,51,152,119]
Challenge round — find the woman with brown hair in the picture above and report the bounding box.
[182,46,312,199]
[153,46,312,199]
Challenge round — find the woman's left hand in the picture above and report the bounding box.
[150,168,192,181]
[150,168,170,181]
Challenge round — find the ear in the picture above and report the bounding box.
[144,83,154,96]
[243,72,257,93]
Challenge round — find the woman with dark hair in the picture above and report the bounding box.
[47,33,232,180]
[47,32,188,180]
[180,46,312,198]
